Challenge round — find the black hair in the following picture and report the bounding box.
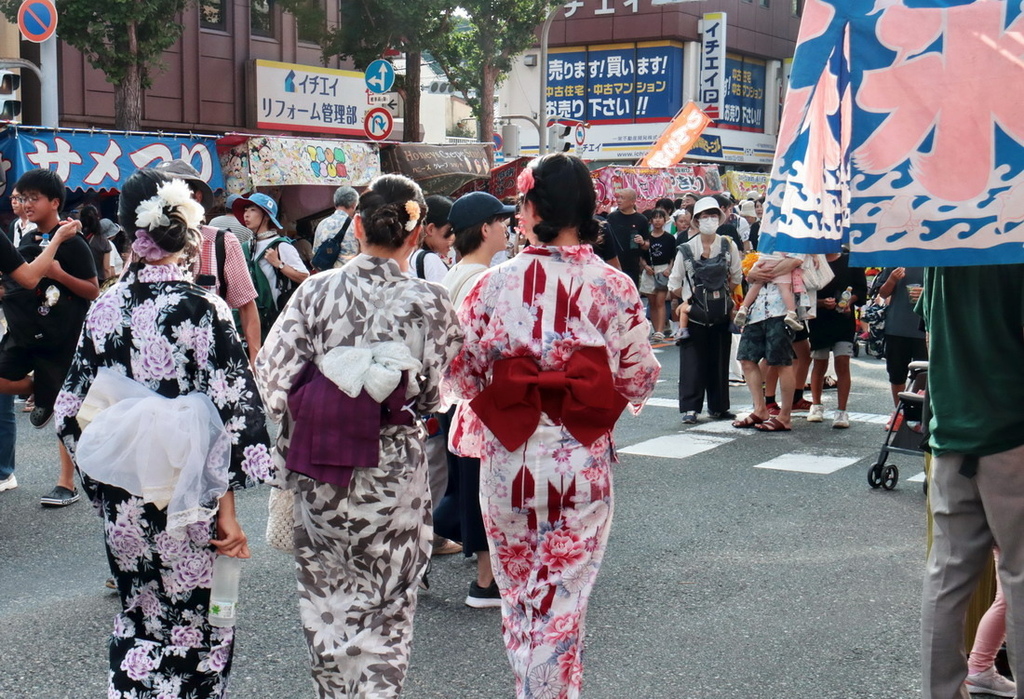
[713,193,733,210]
[655,198,674,213]
[649,208,669,223]
[452,214,503,257]
[521,153,599,245]
[424,195,453,227]
[15,168,66,210]
[118,168,171,233]
[148,207,194,255]
[79,204,102,238]
[356,174,427,250]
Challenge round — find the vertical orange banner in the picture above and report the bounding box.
[637,102,713,168]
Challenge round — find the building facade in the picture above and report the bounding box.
[499,0,804,167]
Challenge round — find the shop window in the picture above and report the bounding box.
[791,0,803,15]
[252,0,276,37]
[295,0,326,44]
[200,0,227,29]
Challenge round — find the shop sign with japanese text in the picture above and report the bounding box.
[547,41,683,125]
[699,12,727,120]
[720,54,767,132]
[252,60,366,137]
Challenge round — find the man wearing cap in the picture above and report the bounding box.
[233,192,308,338]
[154,160,261,362]
[313,186,359,270]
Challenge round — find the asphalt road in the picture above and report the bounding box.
[0,345,932,698]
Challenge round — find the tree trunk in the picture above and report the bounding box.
[480,62,498,166]
[404,50,421,142]
[115,22,143,130]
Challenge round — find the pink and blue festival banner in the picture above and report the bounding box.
[759,0,1024,266]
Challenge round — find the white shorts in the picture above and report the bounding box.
[640,263,671,295]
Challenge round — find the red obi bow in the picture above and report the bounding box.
[470,346,628,451]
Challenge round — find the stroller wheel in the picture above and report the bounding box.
[868,463,884,489]
[882,465,899,490]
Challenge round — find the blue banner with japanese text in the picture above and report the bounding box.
[720,55,767,133]
[545,42,683,125]
[0,126,225,195]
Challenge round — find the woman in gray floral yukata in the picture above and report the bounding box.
[54,169,274,698]
[255,174,462,698]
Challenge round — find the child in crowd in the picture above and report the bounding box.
[639,208,677,342]
[734,251,804,331]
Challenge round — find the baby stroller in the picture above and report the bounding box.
[868,361,930,491]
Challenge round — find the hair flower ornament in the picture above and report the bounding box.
[517,167,536,195]
[134,178,205,232]
[404,200,421,232]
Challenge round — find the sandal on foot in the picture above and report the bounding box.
[754,417,792,432]
[732,414,766,429]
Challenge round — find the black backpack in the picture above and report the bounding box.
[680,237,734,326]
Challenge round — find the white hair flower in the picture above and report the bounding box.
[134,178,205,232]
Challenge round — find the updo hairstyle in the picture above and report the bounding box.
[356,174,428,250]
[117,168,194,255]
[521,153,600,245]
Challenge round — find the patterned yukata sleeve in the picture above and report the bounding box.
[53,322,100,458]
[443,277,492,403]
[415,286,463,414]
[611,278,661,415]
[208,297,274,491]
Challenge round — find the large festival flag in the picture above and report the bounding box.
[759,0,1024,266]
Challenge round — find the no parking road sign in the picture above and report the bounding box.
[18,0,57,43]
[364,107,394,141]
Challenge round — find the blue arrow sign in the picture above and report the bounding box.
[365,60,395,94]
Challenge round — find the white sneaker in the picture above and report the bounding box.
[832,410,850,429]
[806,404,825,423]
[966,666,1017,697]
[0,473,16,492]
[734,306,748,328]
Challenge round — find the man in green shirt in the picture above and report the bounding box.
[919,264,1024,698]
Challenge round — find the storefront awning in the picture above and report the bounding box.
[218,133,381,193]
[380,143,492,196]
[0,125,223,195]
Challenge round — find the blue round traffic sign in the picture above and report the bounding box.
[17,0,57,43]
[365,60,395,94]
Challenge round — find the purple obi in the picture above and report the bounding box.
[285,361,416,488]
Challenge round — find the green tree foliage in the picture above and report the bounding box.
[0,0,197,130]
[430,0,558,152]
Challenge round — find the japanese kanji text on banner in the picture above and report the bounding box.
[252,60,366,137]
[637,102,712,168]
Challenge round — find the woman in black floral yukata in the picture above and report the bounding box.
[55,168,274,699]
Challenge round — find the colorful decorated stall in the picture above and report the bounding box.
[722,171,769,200]
[591,164,723,211]
[217,133,382,225]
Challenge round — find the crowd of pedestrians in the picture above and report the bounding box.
[1,153,1014,699]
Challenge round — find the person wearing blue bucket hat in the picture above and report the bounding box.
[233,193,308,338]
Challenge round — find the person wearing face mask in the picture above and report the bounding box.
[668,197,742,424]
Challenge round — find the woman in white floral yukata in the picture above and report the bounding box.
[255,174,462,698]
[55,169,274,699]
[445,153,661,699]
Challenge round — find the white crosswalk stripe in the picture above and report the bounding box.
[753,453,861,475]
[619,433,732,459]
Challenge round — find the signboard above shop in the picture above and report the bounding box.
[251,59,367,138]
[546,41,683,125]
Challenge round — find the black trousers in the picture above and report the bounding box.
[678,321,732,414]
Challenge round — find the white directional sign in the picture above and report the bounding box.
[367,92,400,115]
